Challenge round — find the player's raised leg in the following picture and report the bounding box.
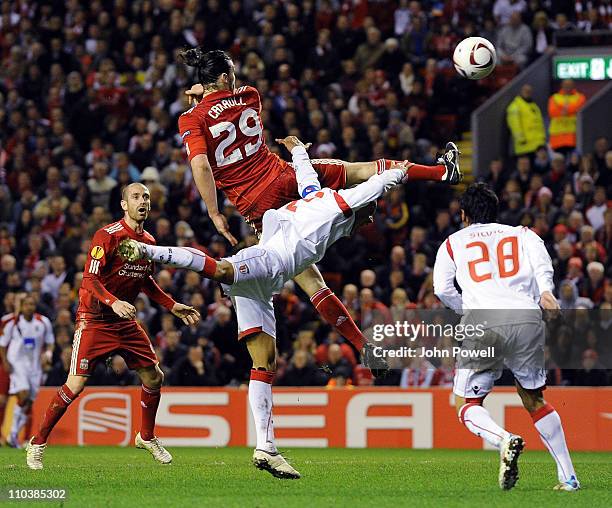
[246,331,300,479]
[134,364,172,464]
[340,142,462,186]
[516,383,580,491]
[293,265,388,377]
[27,374,87,470]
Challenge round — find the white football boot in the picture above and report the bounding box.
[26,437,46,470]
[498,434,525,490]
[135,432,172,464]
[553,475,581,492]
[252,449,301,479]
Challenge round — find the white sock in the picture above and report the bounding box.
[11,404,26,440]
[533,405,576,482]
[249,373,277,454]
[459,403,510,449]
[142,244,206,271]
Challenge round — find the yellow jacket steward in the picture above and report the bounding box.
[506,96,546,155]
[547,89,586,150]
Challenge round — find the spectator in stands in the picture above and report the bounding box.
[548,79,587,155]
[572,349,609,386]
[324,344,353,383]
[493,0,527,26]
[354,27,385,73]
[506,84,546,158]
[170,345,219,386]
[161,329,187,371]
[496,11,533,68]
[531,10,554,58]
[315,329,356,367]
[277,350,327,386]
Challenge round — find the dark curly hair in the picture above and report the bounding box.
[179,48,233,86]
[459,182,499,224]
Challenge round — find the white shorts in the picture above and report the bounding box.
[9,367,42,398]
[222,246,286,340]
[453,321,546,398]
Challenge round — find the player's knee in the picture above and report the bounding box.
[246,334,277,372]
[517,386,544,413]
[140,365,164,389]
[151,368,164,389]
[65,375,87,395]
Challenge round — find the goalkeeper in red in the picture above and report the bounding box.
[25,183,200,470]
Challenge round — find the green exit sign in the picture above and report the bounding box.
[553,56,612,80]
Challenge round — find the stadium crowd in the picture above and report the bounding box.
[0,0,610,389]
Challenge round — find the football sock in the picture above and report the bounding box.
[141,244,211,273]
[405,162,446,181]
[10,403,26,441]
[531,403,576,482]
[140,384,161,441]
[33,384,77,445]
[310,287,366,350]
[249,369,277,454]
[376,159,393,174]
[459,402,510,449]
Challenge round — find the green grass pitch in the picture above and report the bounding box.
[0,447,610,507]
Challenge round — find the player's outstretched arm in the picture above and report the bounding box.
[276,136,320,198]
[189,154,238,246]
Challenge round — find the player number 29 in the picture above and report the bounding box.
[209,108,263,167]
[466,237,519,282]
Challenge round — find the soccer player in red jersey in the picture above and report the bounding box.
[25,183,200,470]
[177,49,462,478]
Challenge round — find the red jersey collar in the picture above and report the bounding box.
[120,218,144,236]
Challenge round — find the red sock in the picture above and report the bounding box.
[33,384,77,445]
[201,255,217,278]
[405,162,446,181]
[376,159,393,174]
[140,384,161,441]
[310,287,366,350]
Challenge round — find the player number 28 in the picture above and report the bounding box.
[209,108,263,167]
[466,237,519,282]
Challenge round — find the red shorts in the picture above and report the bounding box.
[0,364,9,395]
[244,159,346,232]
[70,317,158,376]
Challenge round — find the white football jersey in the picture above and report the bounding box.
[0,313,54,372]
[260,188,355,278]
[433,223,554,312]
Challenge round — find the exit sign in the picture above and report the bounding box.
[553,56,612,80]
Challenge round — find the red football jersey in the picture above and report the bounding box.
[78,219,175,322]
[178,85,291,216]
